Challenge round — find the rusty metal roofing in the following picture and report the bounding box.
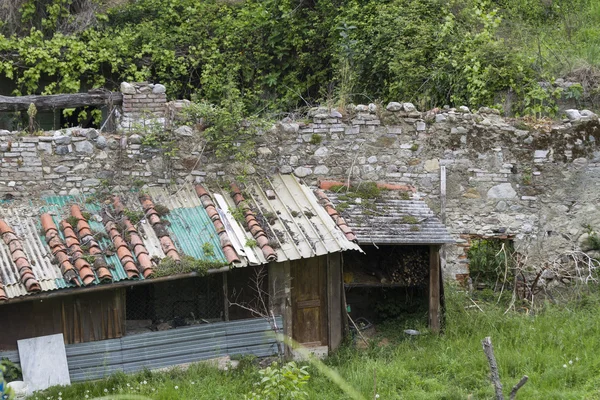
[0,176,361,300]
[326,192,454,245]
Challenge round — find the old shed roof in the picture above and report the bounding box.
[325,190,454,245]
[0,175,361,301]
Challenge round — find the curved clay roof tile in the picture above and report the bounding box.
[40,214,57,232]
[8,240,23,253]
[0,220,13,236]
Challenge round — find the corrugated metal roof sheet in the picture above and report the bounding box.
[0,176,361,300]
[213,174,362,265]
[326,193,454,245]
[0,207,62,298]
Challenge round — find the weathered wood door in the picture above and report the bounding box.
[290,256,328,347]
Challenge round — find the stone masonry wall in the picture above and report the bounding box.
[1,82,599,280]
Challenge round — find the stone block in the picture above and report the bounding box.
[74,140,94,154]
[294,166,312,178]
[487,183,516,199]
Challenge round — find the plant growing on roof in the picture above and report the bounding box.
[202,242,215,257]
[401,216,419,224]
[154,255,227,278]
[153,204,170,217]
[65,216,79,227]
[230,205,247,225]
[123,209,144,225]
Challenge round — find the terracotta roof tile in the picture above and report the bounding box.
[61,219,110,284]
[314,189,359,243]
[139,194,181,263]
[103,219,140,279]
[229,183,277,262]
[0,219,41,293]
[66,208,113,283]
[41,213,80,286]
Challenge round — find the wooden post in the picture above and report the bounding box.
[269,261,292,357]
[222,272,229,321]
[327,254,343,351]
[429,245,441,332]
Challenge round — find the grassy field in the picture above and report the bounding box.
[29,287,600,400]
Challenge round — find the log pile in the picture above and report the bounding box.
[383,247,429,286]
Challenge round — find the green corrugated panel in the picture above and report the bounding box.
[163,206,227,263]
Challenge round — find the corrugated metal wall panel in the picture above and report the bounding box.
[0,317,282,382]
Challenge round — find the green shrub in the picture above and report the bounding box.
[467,238,514,289]
[245,362,310,400]
[0,358,21,383]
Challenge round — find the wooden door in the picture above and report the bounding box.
[291,256,328,347]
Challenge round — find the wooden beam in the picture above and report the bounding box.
[0,266,229,306]
[429,245,441,332]
[0,91,123,111]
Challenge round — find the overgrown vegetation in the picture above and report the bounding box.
[31,286,600,399]
[467,238,515,289]
[153,255,227,278]
[1,0,599,116]
[181,81,260,161]
[583,225,600,251]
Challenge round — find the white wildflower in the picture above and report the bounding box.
[563,364,567,368]
[175,386,179,390]
[569,360,573,365]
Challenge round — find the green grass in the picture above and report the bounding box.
[29,287,600,399]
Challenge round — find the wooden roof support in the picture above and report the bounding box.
[0,91,123,112]
[429,245,441,333]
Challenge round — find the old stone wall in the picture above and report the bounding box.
[1,83,599,280]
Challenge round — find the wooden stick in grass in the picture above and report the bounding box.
[482,337,528,400]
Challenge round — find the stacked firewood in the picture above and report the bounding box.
[384,247,429,286]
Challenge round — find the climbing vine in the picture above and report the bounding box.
[0,0,595,115]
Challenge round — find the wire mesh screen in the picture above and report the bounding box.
[125,274,224,333]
